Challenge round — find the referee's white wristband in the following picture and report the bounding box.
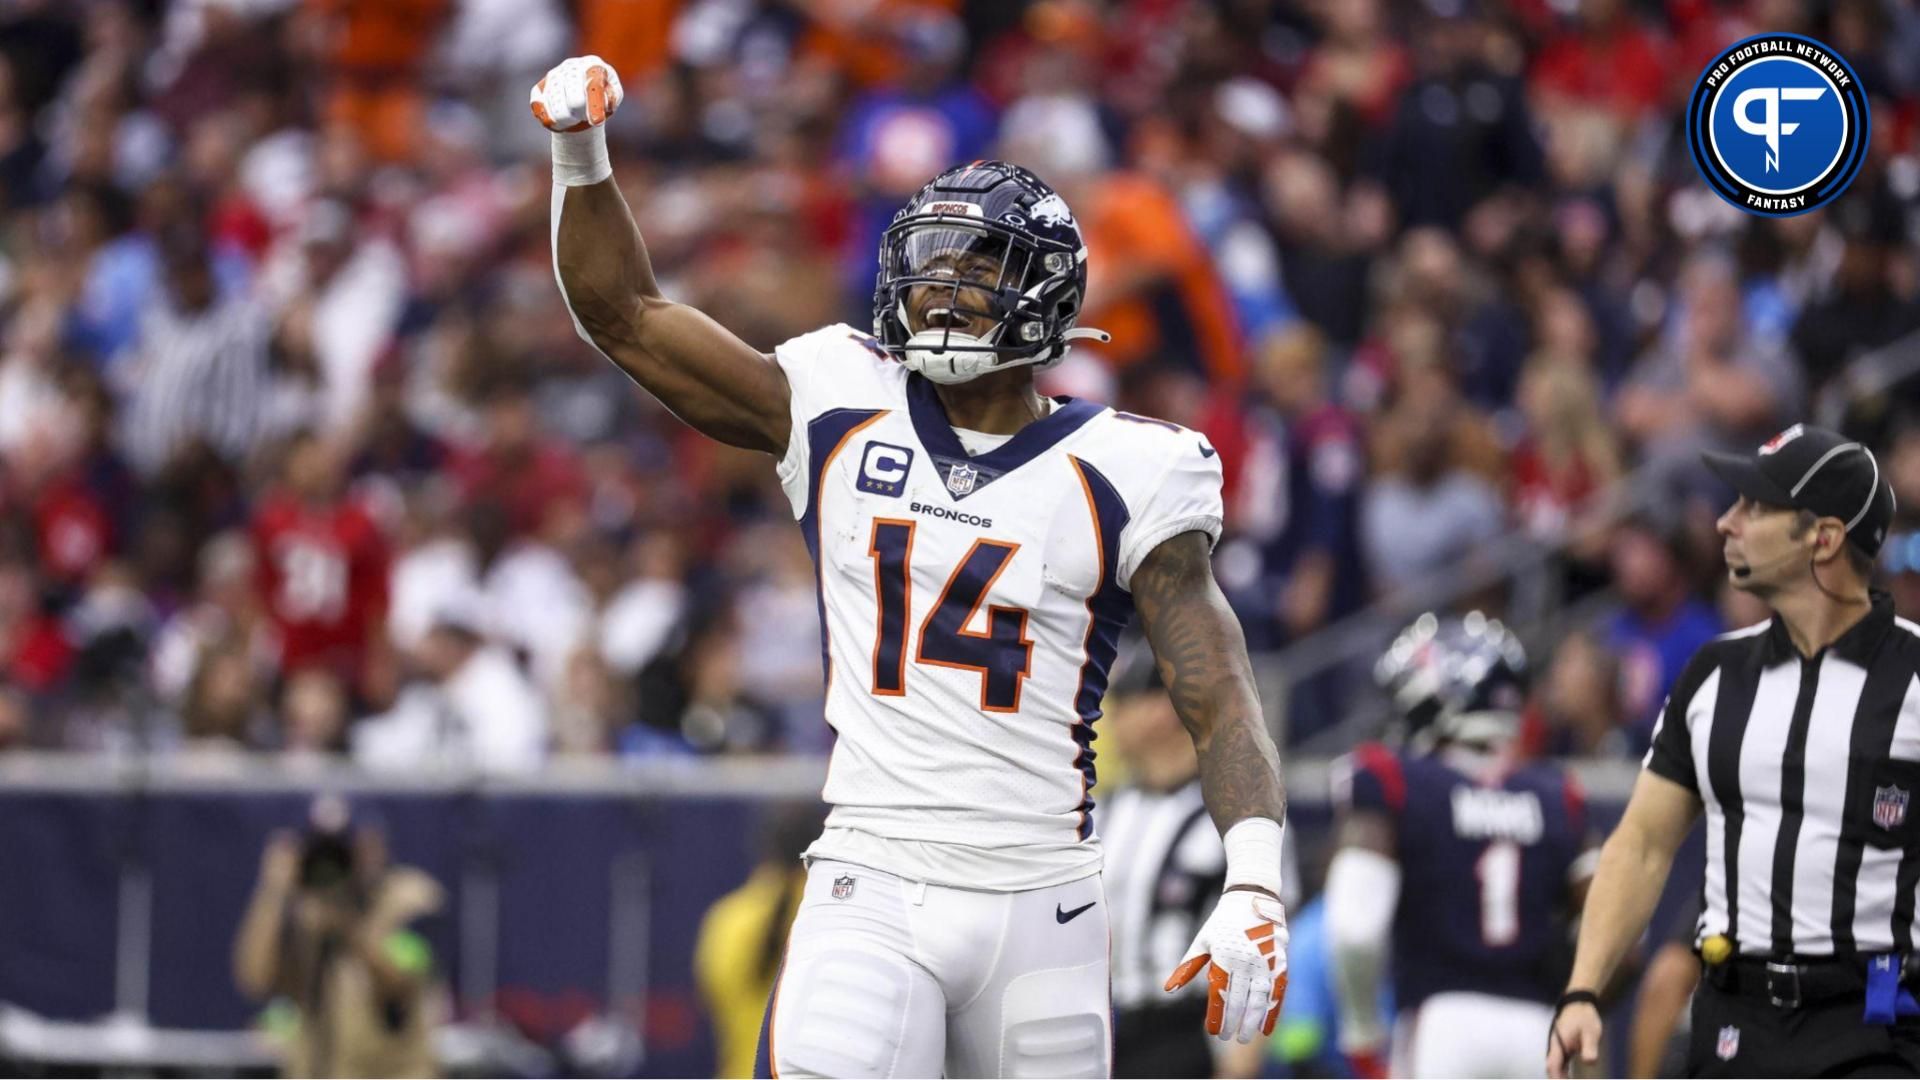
[1223,817,1285,897]
[551,128,611,187]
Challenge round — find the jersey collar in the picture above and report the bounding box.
[905,373,1103,498]
[1761,589,1895,666]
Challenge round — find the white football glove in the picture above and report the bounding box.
[529,55,625,133]
[1165,887,1290,1043]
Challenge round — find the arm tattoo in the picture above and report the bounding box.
[1132,530,1287,835]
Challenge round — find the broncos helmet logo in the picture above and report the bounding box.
[1028,193,1075,228]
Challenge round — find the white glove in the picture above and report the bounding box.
[1165,887,1290,1043]
[529,55,624,133]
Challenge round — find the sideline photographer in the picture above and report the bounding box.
[233,796,445,1078]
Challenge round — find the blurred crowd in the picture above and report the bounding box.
[0,0,1916,765]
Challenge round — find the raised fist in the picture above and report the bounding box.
[530,55,624,133]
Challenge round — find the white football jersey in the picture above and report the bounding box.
[772,325,1224,890]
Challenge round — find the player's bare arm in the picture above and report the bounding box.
[1548,771,1700,1078]
[536,56,791,455]
[1325,810,1397,1078]
[1133,530,1286,835]
[1134,529,1291,1045]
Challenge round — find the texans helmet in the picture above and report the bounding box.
[1374,611,1529,751]
[872,161,1109,384]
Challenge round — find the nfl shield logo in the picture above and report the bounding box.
[946,463,978,496]
[1874,785,1909,830]
[1716,1025,1739,1061]
[831,874,855,901]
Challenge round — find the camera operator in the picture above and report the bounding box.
[233,797,445,1078]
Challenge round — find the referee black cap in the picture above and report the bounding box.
[1702,423,1896,556]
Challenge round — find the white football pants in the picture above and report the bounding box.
[1392,991,1555,1079]
[756,858,1111,1078]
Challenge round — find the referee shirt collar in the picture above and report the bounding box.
[1761,589,1896,666]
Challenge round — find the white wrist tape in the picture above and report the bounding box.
[1223,817,1285,896]
[551,128,610,187]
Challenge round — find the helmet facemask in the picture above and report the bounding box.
[874,216,1096,385]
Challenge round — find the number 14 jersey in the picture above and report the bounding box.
[773,325,1224,890]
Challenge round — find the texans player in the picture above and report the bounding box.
[532,57,1290,1077]
[1328,614,1595,1078]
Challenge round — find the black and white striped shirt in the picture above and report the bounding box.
[118,295,268,476]
[1102,779,1224,1011]
[1646,592,1920,957]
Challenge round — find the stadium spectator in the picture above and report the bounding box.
[354,596,547,773]
[1614,250,1805,493]
[1234,324,1367,649]
[1789,193,1920,389]
[1371,2,1543,231]
[0,681,24,752]
[1263,149,1376,349]
[1508,350,1622,559]
[551,643,623,757]
[448,375,589,541]
[152,530,262,705]
[1360,345,1505,598]
[1533,628,1629,759]
[1293,0,1409,135]
[1602,514,1723,751]
[301,0,451,166]
[1528,0,1670,125]
[178,634,263,755]
[0,295,66,458]
[282,667,352,761]
[23,365,136,591]
[252,431,391,696]
[117,223,268,477]
[258,198,407,434]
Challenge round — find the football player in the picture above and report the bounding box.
[1328,613,1596,1078]
[532,57,1290,1078]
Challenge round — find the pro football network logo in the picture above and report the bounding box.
[1687,33,1869,216]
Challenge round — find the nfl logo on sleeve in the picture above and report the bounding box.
[832,874,856,901]
[1874,785,1909,830]
[1717,1025,1739,1061]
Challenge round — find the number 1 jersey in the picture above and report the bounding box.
[773,325,1224,890]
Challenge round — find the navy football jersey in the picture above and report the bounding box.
[1342,743,1588,1010]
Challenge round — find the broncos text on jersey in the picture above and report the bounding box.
[772,324,1224,891]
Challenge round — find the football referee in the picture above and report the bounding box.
[1549,424,1920,1078]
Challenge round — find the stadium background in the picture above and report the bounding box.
[0,0,1916,1075]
